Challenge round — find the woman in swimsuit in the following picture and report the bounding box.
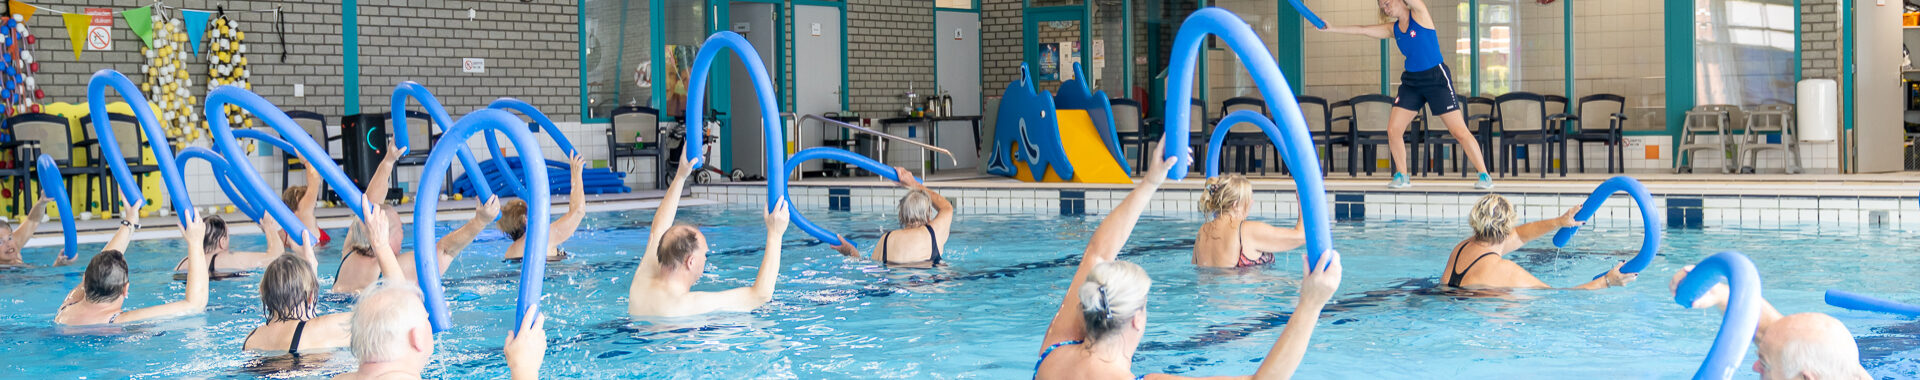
[55,201,212,325]
[173,215,283,273]
[1036,139,1344,379]
[832,167,953,268]
[1192,174,1305,268]
[1443,194,1635,289]
[0,195,72,267]
[243,251,351,354]
[500,152,589,262]
[1318,0,1493,190]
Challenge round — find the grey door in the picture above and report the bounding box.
[727,2,777,176]
[935,11,980,170]
[794,4,843,173]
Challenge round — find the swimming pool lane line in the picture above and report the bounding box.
[1551,176,1661,279]
[33,154,77,261]
[411,107,553,333]
[1170,7,1332,271]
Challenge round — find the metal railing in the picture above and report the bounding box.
[794,113,957,170]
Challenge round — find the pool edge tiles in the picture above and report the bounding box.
[689,182,1920,230]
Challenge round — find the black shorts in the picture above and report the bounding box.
[1393,63,1461,115]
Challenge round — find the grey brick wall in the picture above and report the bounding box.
[20,0,348,119]
[357,0,580,121]
[1801,0,1839,80]
[846,0,936,117]
[982,0,1019,101]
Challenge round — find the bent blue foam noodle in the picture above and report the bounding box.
[482,98,578,198]
[1826,289,1920,317]
[1551,176,1662,279]
[1673,251,1763,380]
[983,63,1067,179]
[86,70,192,226]
[780,147,918,249]
[391,82,497,201]
[684,31,787,212]
[1285,0,1327,29]
[1167,8,1333,271]
[205,86,365,245]
[33,155,77,261]
[174,147,265,223]
[411,108,550,333]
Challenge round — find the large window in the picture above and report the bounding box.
[582,0,652,120]
[1206,0,1277,116]
[1696,0,1796,107]
[1575,0,1666,131]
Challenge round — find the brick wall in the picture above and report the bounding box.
[846,0,935,117]
[356,0,579,121]
[981,0,1019,101]
[1800,0,1840,80]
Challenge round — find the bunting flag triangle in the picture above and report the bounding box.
[7,0,36,23]
[182,9,211,56]
[61,13,87,59]
[123,6,155,48]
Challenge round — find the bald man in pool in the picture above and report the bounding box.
[1670,267,1872,380]
[627,156,791,318]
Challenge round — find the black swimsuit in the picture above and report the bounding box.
[245,320,311,355]
[1446,243,1500,288]
[878,225,942,266]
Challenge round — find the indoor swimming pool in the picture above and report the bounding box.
[3,205,1918,378]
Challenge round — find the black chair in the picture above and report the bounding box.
[1545,94,1570,117]
[1218,96,1271,175]
[1414,94,1476,177]
[4,113,95,214]
[1297,96,1342,176]
[1108,98,1150,173]
[1334,94,1402,177]
[1555,94,1628,173]
[1491,92,1564,177]
[280,110,344,193]
[607,106,666,189]
[76,113,157,214]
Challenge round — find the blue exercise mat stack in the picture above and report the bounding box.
[452,157,631,198]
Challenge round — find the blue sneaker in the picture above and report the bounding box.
[1387,173,1412,189]
[1475,173,1494,190]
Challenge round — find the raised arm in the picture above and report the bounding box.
[694,200,791,313]
[105,199,142,254]
[363,195,409,281]
[897,167,954,233]
[116,211,210,323]
[1315,22,1393,40]
[1242,218,1307,254]
[546,153,590,248]
[434,196,501,272]
[15,196,51,246]
[296,157,325,235]
[1041,138,1180,351]
[364,137,404,206]
[638,156,697,278]
[1404,0,1438,28]
[1249,252,1342,380]
[1507,206,1581,249]
[504,310,547,380]
[1670,265,1784,325]
[261,217,287,257]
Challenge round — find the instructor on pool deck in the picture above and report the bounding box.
[1317,0,1493,190]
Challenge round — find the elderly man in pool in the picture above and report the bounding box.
[1669,267,1871,380]
[627,156,791,318]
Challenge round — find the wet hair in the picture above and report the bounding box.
[1077,260,1151,343]
[203,215,229,250]
[498,198,530,241]
[1469,194,1517,244]
[657,225,705,271]
[83,250,130,303]
[349,283,427,363]
[897,190,935,228]
[260,254,318,322]
[1199,174,1253,218]
[346,204,399,257]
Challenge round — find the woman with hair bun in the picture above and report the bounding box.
[1035,139,1344,380]
[1192,174,1305,268]
[1443,194,1635,289]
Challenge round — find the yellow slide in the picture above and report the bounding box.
[1014,109,1132,184]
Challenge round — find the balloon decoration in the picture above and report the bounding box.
[1,14,45,116]
[205,12,251,132]
[142,10,199,142]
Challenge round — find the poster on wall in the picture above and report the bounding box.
[84,8,111,51]
[1059,41,1078,81]
[1091,39,1105,82]
[664,45,696,119]
[1037,43,1059,81]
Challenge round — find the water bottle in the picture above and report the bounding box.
[634,131,645,150]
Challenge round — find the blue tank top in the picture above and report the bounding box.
[1393,19,1443,72]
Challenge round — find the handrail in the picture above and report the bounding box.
[800,113,958,166]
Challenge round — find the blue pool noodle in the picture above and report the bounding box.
[86,70,191,226]
[391,82,497,202]
[1551,176,1661,279]
[32,155,77,261]
[1166,8,1333,271]
[483,98,579,199]
[1673,251,1763,380]
[1825,289,1920,317]
[173,147,265,223]
[205,85,366,245]
[412,108,550,333]
[685,31,788,213]
[781,147,917,249]
[1286,0,1327,29]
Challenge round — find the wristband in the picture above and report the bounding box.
[120,220,140,230]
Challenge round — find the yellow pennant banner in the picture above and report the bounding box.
[7,0,36,22]
[62,13,88,59]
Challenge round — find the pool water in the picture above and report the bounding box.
[4,204,1920,379]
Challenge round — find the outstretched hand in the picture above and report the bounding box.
[120,198,144,226]
[1299,251,1343,307]
[829,235,860,257]
[1555,206,1585,229]
[479,196,502,220]
[567,152,588,173]
[893,167,921,189]
[1142,135,1181,186]
[1669,265,1729,309]
[363,195,392,249]
[765,200,790,233]
[1600,261,1637,288]
[504,307,547,380]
